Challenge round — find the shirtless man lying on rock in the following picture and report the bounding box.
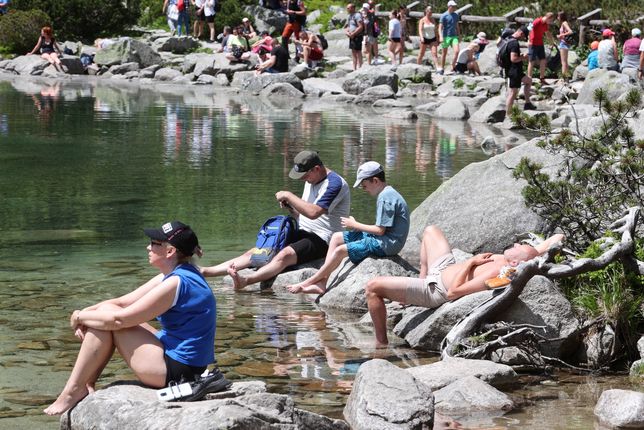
[365,225,564,346]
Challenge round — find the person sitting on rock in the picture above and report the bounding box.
[241,17,258,41]
[365,225,564,346]
[201,150,351,290]
[621,28,641,72]
[598,28,619,72]
[287,161,409,295]
[218,26,232,52]
[454,41,480,75]
[27,26,66,73]
[44,222,218,415]
[225,26,252,62]
[587,40,600,71]
[255,37,290,74]
[293,30,323,67]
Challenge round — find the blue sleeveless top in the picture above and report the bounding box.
[155,264,216,367]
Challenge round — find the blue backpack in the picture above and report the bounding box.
[249,216,298,267]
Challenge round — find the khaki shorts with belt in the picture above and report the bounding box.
[405,253,456,309]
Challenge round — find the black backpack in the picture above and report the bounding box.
[318,34,328,50]
[496,37,512,69]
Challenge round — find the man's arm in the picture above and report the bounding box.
[533,233,565,255]
[275,190,326,219]
[257,54,277,72]
[341,216,386,235]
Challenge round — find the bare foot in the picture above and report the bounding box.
[43,386,89,415]
[227,264,248,290]
[287,284,303,294]
[288,279,327,295]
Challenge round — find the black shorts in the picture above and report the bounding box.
[205,14,214,23]
[455,62,468,73]
[349,35,363,51]
[422,37,437,45]
[528,45,545,61]
[389,37,401,43]
[506,66,525,89]
[195,6,205,20]
[164,353,207,385]
[289,230,328,265]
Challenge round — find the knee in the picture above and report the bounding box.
[365,278,382,297]
[423,225,440,239]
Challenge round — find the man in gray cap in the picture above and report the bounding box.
[202,150,351,290]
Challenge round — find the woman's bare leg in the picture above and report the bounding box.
[417,43,426,64]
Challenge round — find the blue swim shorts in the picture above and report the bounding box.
[343,230,385,264]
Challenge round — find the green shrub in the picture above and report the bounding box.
[10,0,141,42]
[0,9,51,54]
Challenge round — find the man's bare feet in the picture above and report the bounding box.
[227,264,248,290]
[43,386,89,415]
[286,279,327,295]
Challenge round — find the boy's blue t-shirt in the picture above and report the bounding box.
[374,185,410,255]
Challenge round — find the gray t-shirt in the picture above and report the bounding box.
[299,171,351,243]
[374,185,409,255]
[348,12,363,33]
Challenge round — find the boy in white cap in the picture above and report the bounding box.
[287,161,410,294]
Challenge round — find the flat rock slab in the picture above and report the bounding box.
[61,382,348,430]
[433,375,514,415]
[407,357,518,390]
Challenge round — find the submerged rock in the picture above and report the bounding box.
[407,357,518,390]
[433,375,514,415]
[594,389,644,429]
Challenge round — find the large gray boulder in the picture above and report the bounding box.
[153,36,199,54]
[433,375,514,415]
[394,64,432,83]
[344,359,434,430]
[94,38,162,68]
[342,67,398,95]
[399,138,558,266]
[243,5,288,34]
[576,69,638,105]
[406,357,518,390]
[594,389,644,429]
[260,82,305,99]
[433,97,470,120]
[2,55,50,75]
[154,67,184,81]
[354,84,395,104]
[302,77,345,96]
[317,256,418,313]
[239,73,304,95]
[469,95,506,123]
[60,382,348,430]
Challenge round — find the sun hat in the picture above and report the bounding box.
[144,221,200,256]
[447,0,457,6]
[632,28,641,37]
[590,40,599,50]
[353,161,383,188]
[602,28,615,37]
[289,150,323,179]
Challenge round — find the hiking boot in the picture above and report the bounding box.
[524,102,537,110]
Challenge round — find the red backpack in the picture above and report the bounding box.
[177,0,185,12]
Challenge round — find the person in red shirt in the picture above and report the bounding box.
[527,12,556,85]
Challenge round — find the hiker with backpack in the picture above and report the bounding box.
[287,161,409,295]
[201,151,351,291]
[345,3,365,70]
[499,26,535,116]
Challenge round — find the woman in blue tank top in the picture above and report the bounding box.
[44,221,217,415]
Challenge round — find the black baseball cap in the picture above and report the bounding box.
[518,26,529,39]
[144,221,199,256]
[289,150,323,179]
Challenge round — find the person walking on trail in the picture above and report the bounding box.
[417,6,439,67]
[438,0,461,75]
[365,224,564,346]
[287,161,409,295]
[527,12,556,85]
[503,26,535,115]
[201,151,351,290]
[345,3,365,70]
